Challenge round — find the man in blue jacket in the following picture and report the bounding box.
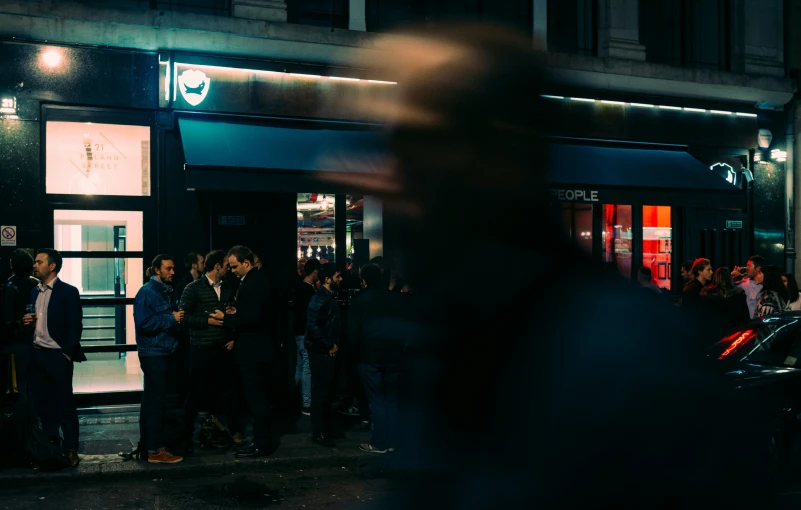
[133,254,185,464]
[23,248,84,467]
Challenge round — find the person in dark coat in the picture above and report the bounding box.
[700,267,750,342]
[682,258,713,309]
[2,249,39,399]
[348,263,407,454]
[305,263,343,447]
[326,25,774,508]
[179,249,241,449]
[210,245,277,458]
[25,249,85,467]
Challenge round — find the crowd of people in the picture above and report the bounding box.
[636,254,801,343]
[0,244,408,468]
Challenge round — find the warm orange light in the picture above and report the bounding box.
[718,330,755,360]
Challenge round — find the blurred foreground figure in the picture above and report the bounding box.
[334,25,774,508]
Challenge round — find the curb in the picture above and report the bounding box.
[0,439,387,486]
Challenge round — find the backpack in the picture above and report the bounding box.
[25,428,70,471]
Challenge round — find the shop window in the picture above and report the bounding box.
[643,206,672,291]
[298,193,336,268]
[602,204,632,279]
[46,121,150,196]
[560,203,593,254]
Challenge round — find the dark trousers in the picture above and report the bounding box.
[183,344,240,439]
[29,347,78,451]
[358,363,399,450]
[139,354,173,453]
[308,347,336,436]
[238,362,273,448]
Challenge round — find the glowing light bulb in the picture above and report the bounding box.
[41,49,63,68]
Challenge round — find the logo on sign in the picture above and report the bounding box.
[178,69,210,106]
[710,162,737,185]
[726,220,743,229]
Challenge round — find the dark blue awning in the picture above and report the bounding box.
[179,116,388,192]
[547,143,741,191]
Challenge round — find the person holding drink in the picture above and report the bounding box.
[25,248,85,467]
[179,249,243,451]
[133,254,185,464]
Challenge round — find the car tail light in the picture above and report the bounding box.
[717,329,756,360]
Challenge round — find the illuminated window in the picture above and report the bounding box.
[298,193,336,265]
[46,122,150,196]
[643,206,672,291]
[561,203,593,254]
[54,210,144,394]
[602,205,632,279]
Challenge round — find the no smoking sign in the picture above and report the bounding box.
[1,226,17,247]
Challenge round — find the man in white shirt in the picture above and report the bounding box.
[732,255,765,319]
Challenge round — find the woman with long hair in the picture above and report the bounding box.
[754,265,788,317]
[783,273,801,311]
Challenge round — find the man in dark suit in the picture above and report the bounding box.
[23,248,85,467]
[210,245,276,458]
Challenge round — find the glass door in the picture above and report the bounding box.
[642,206,672,291]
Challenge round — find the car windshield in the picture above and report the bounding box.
[709,317,801,367]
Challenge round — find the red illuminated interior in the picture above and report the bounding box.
[643,205,671,291]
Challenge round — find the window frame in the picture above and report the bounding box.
[42,106,159,404]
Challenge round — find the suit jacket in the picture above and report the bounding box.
[29,278,86,362]
[224,268,273,364]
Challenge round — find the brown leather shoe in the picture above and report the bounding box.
[66,450,80,467]
[147,448,183,464]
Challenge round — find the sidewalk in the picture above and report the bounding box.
[0,412,377,486]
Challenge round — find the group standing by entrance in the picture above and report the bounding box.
[0,243,406,468]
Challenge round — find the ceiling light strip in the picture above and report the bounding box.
[540,95,756,118]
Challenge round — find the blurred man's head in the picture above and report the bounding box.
[637,267,652,287]
[227,245,255,279]
[149,254,175,284]
[185,252,205,277]
[325,26,548,288]
[319,263,342,291]
[10,248,34,277]
[204,250,228,280]
[360,263,383,289]
[33,249,62,283]
[681,261,693,282]
[304,258,322,282]
[746,255,765,280]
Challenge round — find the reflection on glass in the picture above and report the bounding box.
[54,210,143,251]
[73,353,142,394]
[297,193,336,266]
[602,204,632,279]
[561,203,593,254]
[347,194,364,267]
[73,304,141,394]
[57,258,143,299]
[643,206,672,291]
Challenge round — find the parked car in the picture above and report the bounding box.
[707,312,801,479]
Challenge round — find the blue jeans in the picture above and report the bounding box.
[295,335,311,407]
[357,363,399,450]
[139,355,172,453]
